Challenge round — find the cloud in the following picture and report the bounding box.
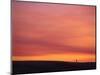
[12,36,95,56]
[12,1,96,58]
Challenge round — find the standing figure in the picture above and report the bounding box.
[76,59,78,63]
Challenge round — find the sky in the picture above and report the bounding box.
[12,1,96,62]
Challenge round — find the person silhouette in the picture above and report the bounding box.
[76,59,78,63]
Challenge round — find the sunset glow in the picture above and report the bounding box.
[13,53,95,62]
[12,1,96,62]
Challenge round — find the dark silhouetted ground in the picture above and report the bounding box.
[12,61,96,74]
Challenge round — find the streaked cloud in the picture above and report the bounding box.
[12,1,96,62]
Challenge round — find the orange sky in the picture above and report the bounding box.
[12,1,96,62]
